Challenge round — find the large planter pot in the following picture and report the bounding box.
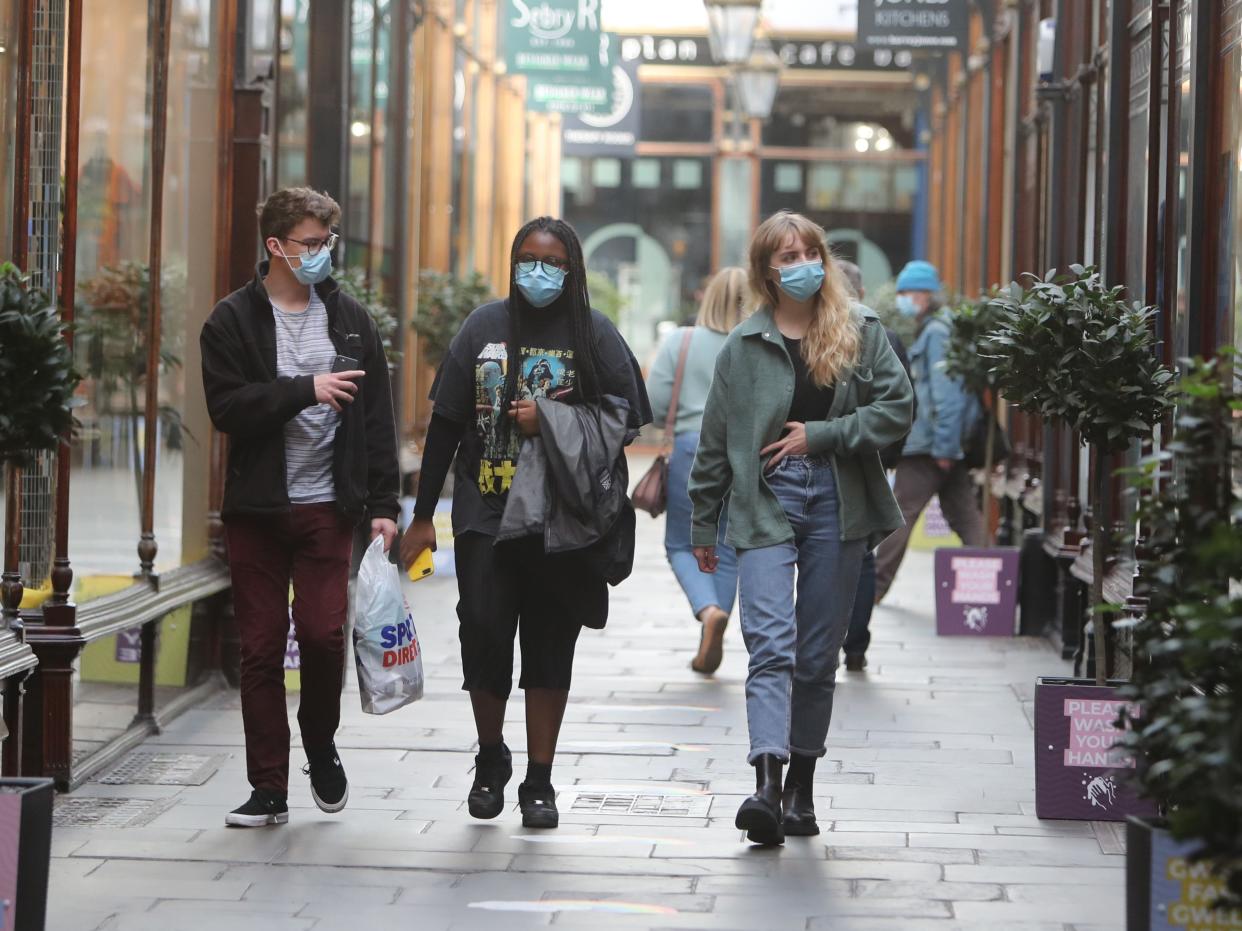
[934,546,1020,636]
[0,778,53,931]
[1127,816,1242,930]
[1033,678,1157,822]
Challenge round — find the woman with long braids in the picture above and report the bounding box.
[689,212,912,845]
[400,217,650,829]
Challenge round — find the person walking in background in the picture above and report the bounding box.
[835,261,913,672]
[400,217,650,830]
[200,187,400,828]
[689,213,913,845]
[646,267,748,675]
[873,260,983,605]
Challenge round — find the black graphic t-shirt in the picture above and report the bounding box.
[430,299,651,537]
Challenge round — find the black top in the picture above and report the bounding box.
[783,336,835,424]
[418,299,651,537]
[199,264,400,522]
[881,327,915,469]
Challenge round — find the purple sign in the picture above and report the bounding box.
[283,618,300,672]
[1034,680,1157,821]
[934,547,1019,636]
[115,627,142,663]
[0,792,16,931]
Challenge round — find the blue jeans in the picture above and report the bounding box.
[843,549,876,657]
[665,432,738,617]
[737,456,865,762]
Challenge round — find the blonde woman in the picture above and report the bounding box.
[688,213,913,845]
[646,268,748,674]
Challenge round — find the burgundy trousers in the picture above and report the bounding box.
[224,504,354,792]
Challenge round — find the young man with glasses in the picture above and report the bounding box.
[201,187,400,827]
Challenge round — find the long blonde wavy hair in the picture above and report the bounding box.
[695,266,749,334]
[748,212,860,387]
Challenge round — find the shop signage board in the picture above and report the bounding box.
[855,0,970,52]
[616,33,913,71]
[1137,828,1242,930]
[561,56,641,154]
[0,791,15,931]
[1033,679,1157,822]
[502,0,607,76]
[525,33,618,115]
[908,495,962,551]
[933,546,1019,636]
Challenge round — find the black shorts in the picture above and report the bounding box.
[454,532,607,699]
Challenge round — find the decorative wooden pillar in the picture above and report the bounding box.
[137,0,174,582]
[1,467,22,628]
[48,0,84,612]
[21,638,79,788]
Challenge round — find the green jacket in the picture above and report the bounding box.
[689,304,914,552]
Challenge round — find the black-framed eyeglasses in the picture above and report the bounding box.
[514,254,569,275]
[282,232,339,256]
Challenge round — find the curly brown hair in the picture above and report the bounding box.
[257,187,341,252]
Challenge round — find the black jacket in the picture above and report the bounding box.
[881,328,915,470]
[496,395,636,590]
[200,264,400,523]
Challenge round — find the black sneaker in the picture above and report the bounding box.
[303,742,349,813]
[844,653,868,672]
[468,742,513,820]
[518,782,559,829]
[225,790,288,827]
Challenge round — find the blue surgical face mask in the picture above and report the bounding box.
[280,245,333,286]
[895,293,919,318]
[772,260,825,303]
[515,261,567,308]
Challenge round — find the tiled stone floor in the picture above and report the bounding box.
[45,476,1125,930]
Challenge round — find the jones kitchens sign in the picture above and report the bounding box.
[855,0,970,52]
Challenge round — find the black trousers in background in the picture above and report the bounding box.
[874,456,985,602]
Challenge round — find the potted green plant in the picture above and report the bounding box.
[586,270,626,325]
[0,262,73,931]
[986,266,1175,821]
[336,267,401,367]
[0,264,79,467]
[411,269,492,367]
[76,261,187,509]
[1117,355,1241,927]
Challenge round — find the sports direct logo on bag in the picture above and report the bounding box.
[379,613,420,668]
[354,536,425,714]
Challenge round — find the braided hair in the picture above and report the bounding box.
[501,218,606,428]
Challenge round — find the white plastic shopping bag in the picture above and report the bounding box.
[353,536,424,714]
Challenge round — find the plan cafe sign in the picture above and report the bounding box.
[504,0,606,76]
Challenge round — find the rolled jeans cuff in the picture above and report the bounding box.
[789,743,829,759]
[746,746,790,765]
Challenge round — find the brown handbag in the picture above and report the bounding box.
[633,329,693,518]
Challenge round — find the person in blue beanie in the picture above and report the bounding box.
[873,260,983,605]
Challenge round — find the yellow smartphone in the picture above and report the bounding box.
[407,547,435,582]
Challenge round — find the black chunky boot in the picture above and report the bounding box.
[735,754,784,845]
[468,741,512,819]
[782,752,820,836]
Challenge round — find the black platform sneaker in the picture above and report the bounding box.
[468,742,513,820]
[518,782,559,829]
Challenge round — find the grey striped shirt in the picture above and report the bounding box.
[273,288,339,504]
